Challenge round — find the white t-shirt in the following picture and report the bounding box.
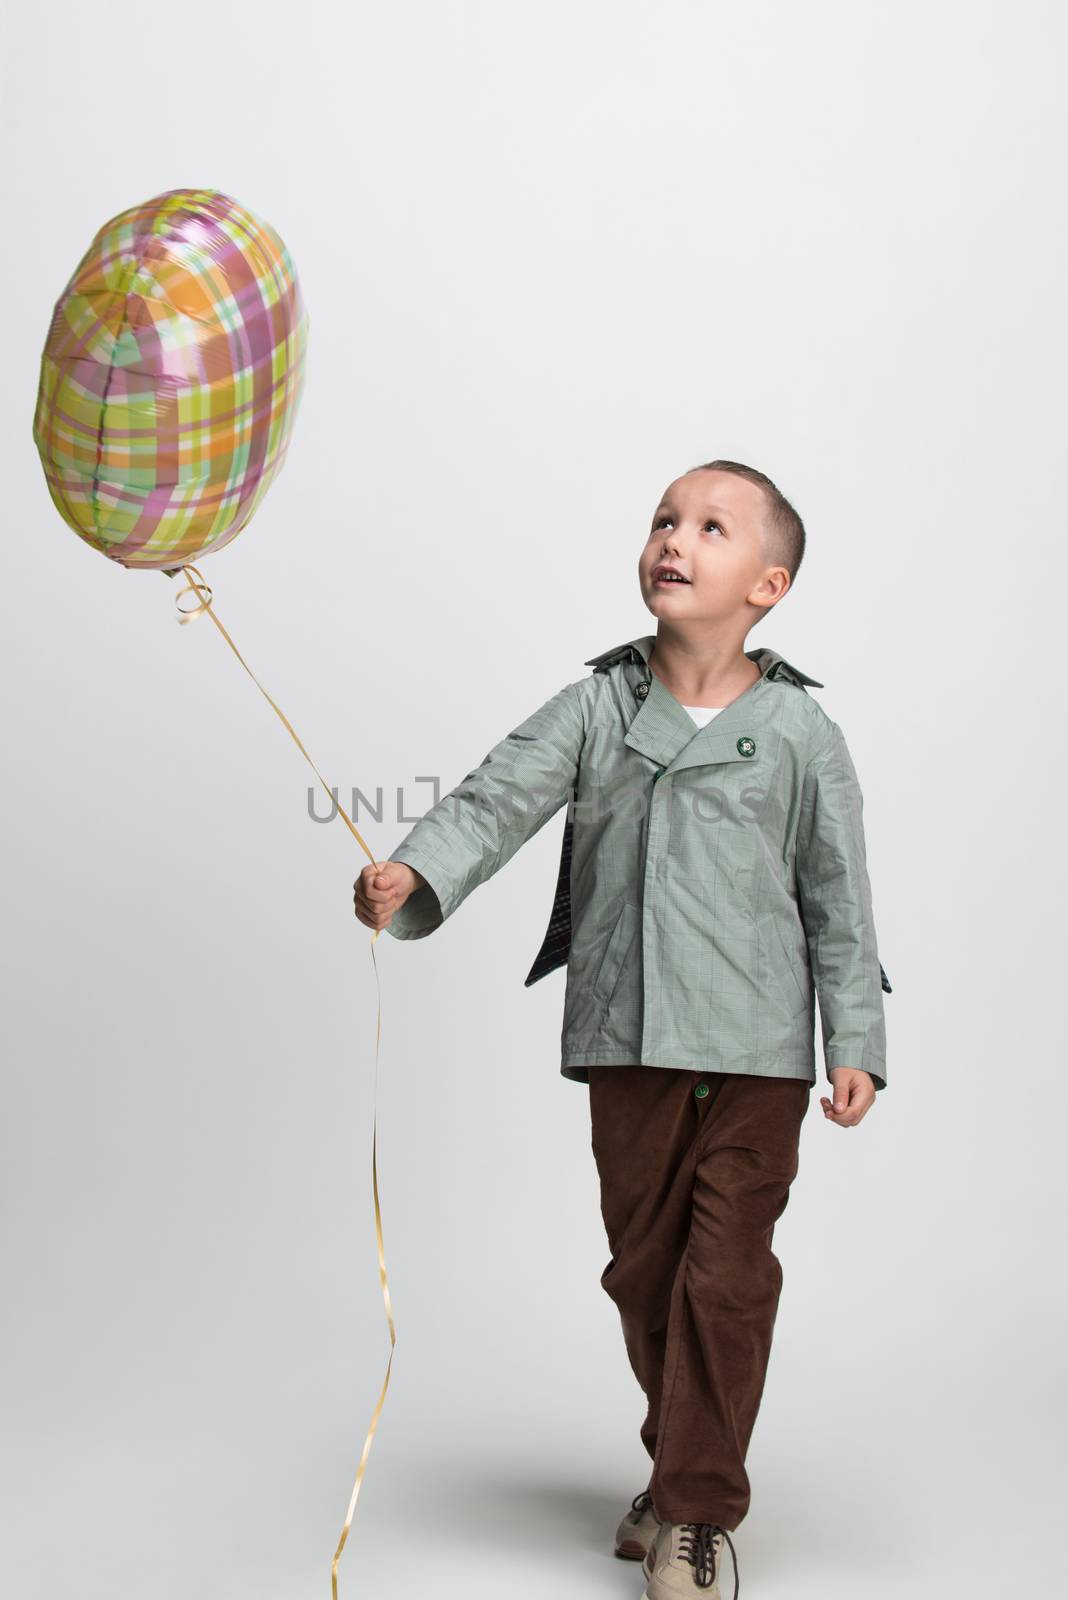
[682,705,724,728]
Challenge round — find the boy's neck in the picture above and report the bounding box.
[648,627,762,708]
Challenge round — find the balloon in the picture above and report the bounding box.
[32,187,308,572]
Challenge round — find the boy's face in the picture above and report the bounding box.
[638,469,790,628]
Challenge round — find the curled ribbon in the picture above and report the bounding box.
[165,561,394,1598]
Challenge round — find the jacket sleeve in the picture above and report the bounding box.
[382,679,586,941]
[795,721,888,1091]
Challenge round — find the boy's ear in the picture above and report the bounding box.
[748,567,790,612]
[764,566,792,602]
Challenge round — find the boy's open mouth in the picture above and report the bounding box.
[652,566,692,586]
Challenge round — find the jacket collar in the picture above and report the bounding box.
[583,634,823,776]
[584,634,823,688]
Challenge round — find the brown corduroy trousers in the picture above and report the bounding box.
[588,1064,813,1530]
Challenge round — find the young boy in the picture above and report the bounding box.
[353,460,890,1600]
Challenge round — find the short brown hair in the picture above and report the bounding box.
[686,458,806,585]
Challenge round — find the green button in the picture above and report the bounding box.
[737,736,756,758]
[653,766,665,781]
[694,1082,710,1099]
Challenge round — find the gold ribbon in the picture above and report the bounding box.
[166,561,395,1598]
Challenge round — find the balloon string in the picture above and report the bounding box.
[171,564,377,862]
[167,562,395,1598]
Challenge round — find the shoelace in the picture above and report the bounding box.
[679,1521,740,1597]
[631,1489,656,1517]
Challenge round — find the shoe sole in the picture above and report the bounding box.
[642,1586,721,1600]
[614,1539,648,1560]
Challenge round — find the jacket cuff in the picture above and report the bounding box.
[826,1058,887,1092]
[381,843,450,940]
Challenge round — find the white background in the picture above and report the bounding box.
[2,2,1064,1595]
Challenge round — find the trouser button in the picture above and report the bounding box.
[694,1081,710,1100]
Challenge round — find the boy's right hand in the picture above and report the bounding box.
[353,860,426,931]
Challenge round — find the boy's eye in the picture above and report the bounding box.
[651,515,723,533]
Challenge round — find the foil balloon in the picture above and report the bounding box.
[32,187,308,572]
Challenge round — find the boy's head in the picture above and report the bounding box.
[638,460,806,635]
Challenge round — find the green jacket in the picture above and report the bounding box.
[385,635,890,1091]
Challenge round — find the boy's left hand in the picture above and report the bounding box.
[820,1068,876,1127]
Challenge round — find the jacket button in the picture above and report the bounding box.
[635,680,650,699]
[736,736,756,758]
[653,766,665,781]
[694,1082,710,1100]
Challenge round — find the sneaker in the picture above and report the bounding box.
[614,1488,662,1561]
[641,1520,740,1598]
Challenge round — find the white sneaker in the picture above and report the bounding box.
[641,1519,739,1597]
[614,1488,662,1560]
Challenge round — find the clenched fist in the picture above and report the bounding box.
[353,860,426,932]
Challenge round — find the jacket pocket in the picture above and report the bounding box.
[591,902,641,1015]
[760,909,811,1019]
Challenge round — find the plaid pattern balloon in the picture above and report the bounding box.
[32,187,308,571]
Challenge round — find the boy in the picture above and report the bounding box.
[353,460,889,1600]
